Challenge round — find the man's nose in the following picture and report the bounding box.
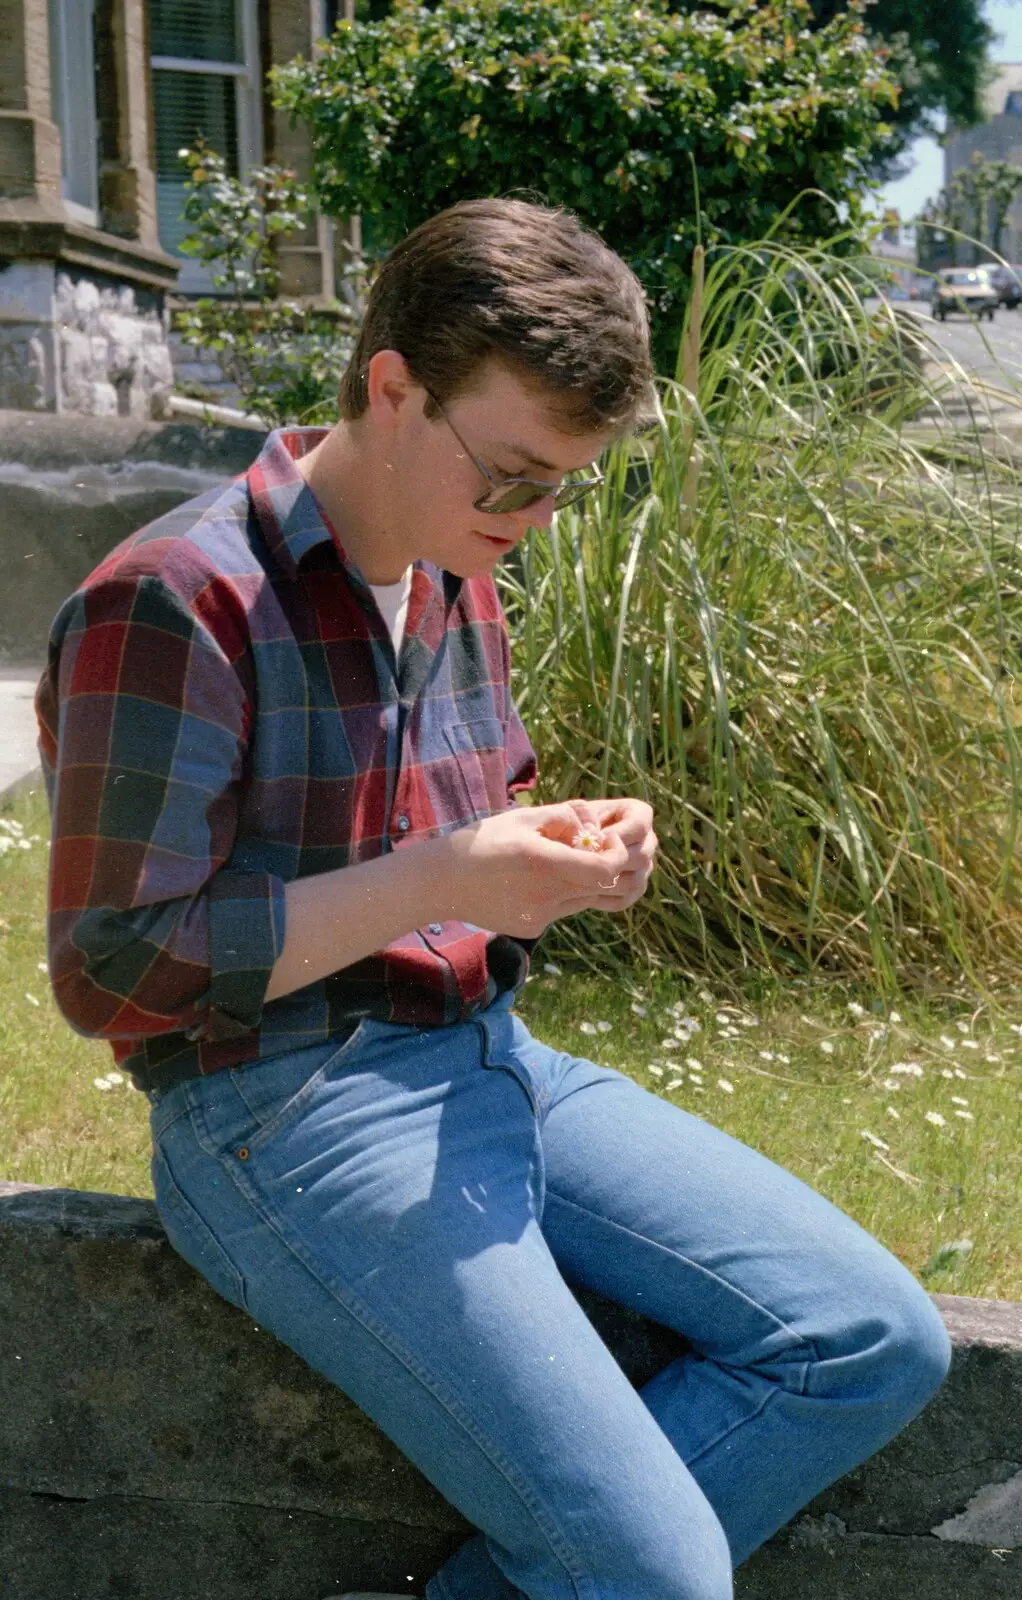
[510,493,557,532]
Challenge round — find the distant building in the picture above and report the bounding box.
[0,0,347,418]
[943,63,1022,266]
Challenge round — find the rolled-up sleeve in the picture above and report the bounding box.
[40,572,287,1042]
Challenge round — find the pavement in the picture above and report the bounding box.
[0,666,44,799]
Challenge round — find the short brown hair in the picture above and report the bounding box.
[339,198,654,435]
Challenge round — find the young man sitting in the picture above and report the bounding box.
[37,197,950,1600]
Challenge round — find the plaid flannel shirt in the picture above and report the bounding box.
[35,428,539,1093]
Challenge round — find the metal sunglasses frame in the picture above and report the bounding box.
[427,391,605,515]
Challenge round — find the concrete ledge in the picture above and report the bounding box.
[0,410,264,663]
[1,1179,1020,1600]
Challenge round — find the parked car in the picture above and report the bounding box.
[932,267,999,321]
[989,264,1022,309]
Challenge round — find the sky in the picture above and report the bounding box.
[877,1,1022,222]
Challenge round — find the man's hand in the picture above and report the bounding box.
[442,802,633,938]
[558,797,658,915]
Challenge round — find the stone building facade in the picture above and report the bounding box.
[943,63,1022,268]
[0,0,346,418]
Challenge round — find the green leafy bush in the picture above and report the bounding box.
[175,144,363,426]
[273,0,898,369]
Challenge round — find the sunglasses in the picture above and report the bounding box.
[428,391,604,515]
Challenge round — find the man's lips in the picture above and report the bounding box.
[476,530,517,551]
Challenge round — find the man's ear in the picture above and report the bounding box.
[365,349,419,428]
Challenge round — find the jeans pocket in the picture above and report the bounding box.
[152,1143,250,1314]
[222,1021,371,1160]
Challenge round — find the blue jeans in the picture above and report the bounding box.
[146,990,951,1600]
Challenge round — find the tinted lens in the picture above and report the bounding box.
[475,480,551,514]
[554,480,596,509]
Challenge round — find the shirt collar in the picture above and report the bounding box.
[246,427,464,612]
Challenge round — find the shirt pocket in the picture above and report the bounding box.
[442,717,509,822]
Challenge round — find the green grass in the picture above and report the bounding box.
[3,782,1020,1302]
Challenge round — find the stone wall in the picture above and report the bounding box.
[0,263,174,417]
[0,408,263,664]
[1,1177,1020,1600]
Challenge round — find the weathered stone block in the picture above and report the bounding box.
[0,409,263,663]
[0,1177,1019,1600]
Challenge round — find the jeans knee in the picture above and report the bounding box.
[879,1278,953,1417]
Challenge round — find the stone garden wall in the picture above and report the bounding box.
[0,409,263,664]
[1,1177,1019,1600]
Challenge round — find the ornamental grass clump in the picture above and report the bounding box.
[501,239,1022,995]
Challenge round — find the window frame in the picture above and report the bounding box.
[150,0,263,292]
[49,0,100,224]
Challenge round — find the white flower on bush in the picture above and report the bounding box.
[924,1111,947,1127]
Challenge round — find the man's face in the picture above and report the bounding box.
[390,359,617,578]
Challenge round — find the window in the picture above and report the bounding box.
[149,0,262,289]
[49,0,100,223]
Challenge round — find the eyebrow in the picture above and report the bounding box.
[495,440,598,475]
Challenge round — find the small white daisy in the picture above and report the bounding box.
[717,1078,735,1094]
[924,1111,947,1127]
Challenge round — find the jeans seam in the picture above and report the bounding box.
[201,1148,593,1600]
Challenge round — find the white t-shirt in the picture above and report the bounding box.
[369,565,413,659]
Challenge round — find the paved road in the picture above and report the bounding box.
[885,298,1022,390]
[0,669,43,797]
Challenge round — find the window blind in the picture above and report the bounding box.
[149,0,240,63]
[153,69,239,254]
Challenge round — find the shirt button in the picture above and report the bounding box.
[428,923,443,935]
[396,814,411,832]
